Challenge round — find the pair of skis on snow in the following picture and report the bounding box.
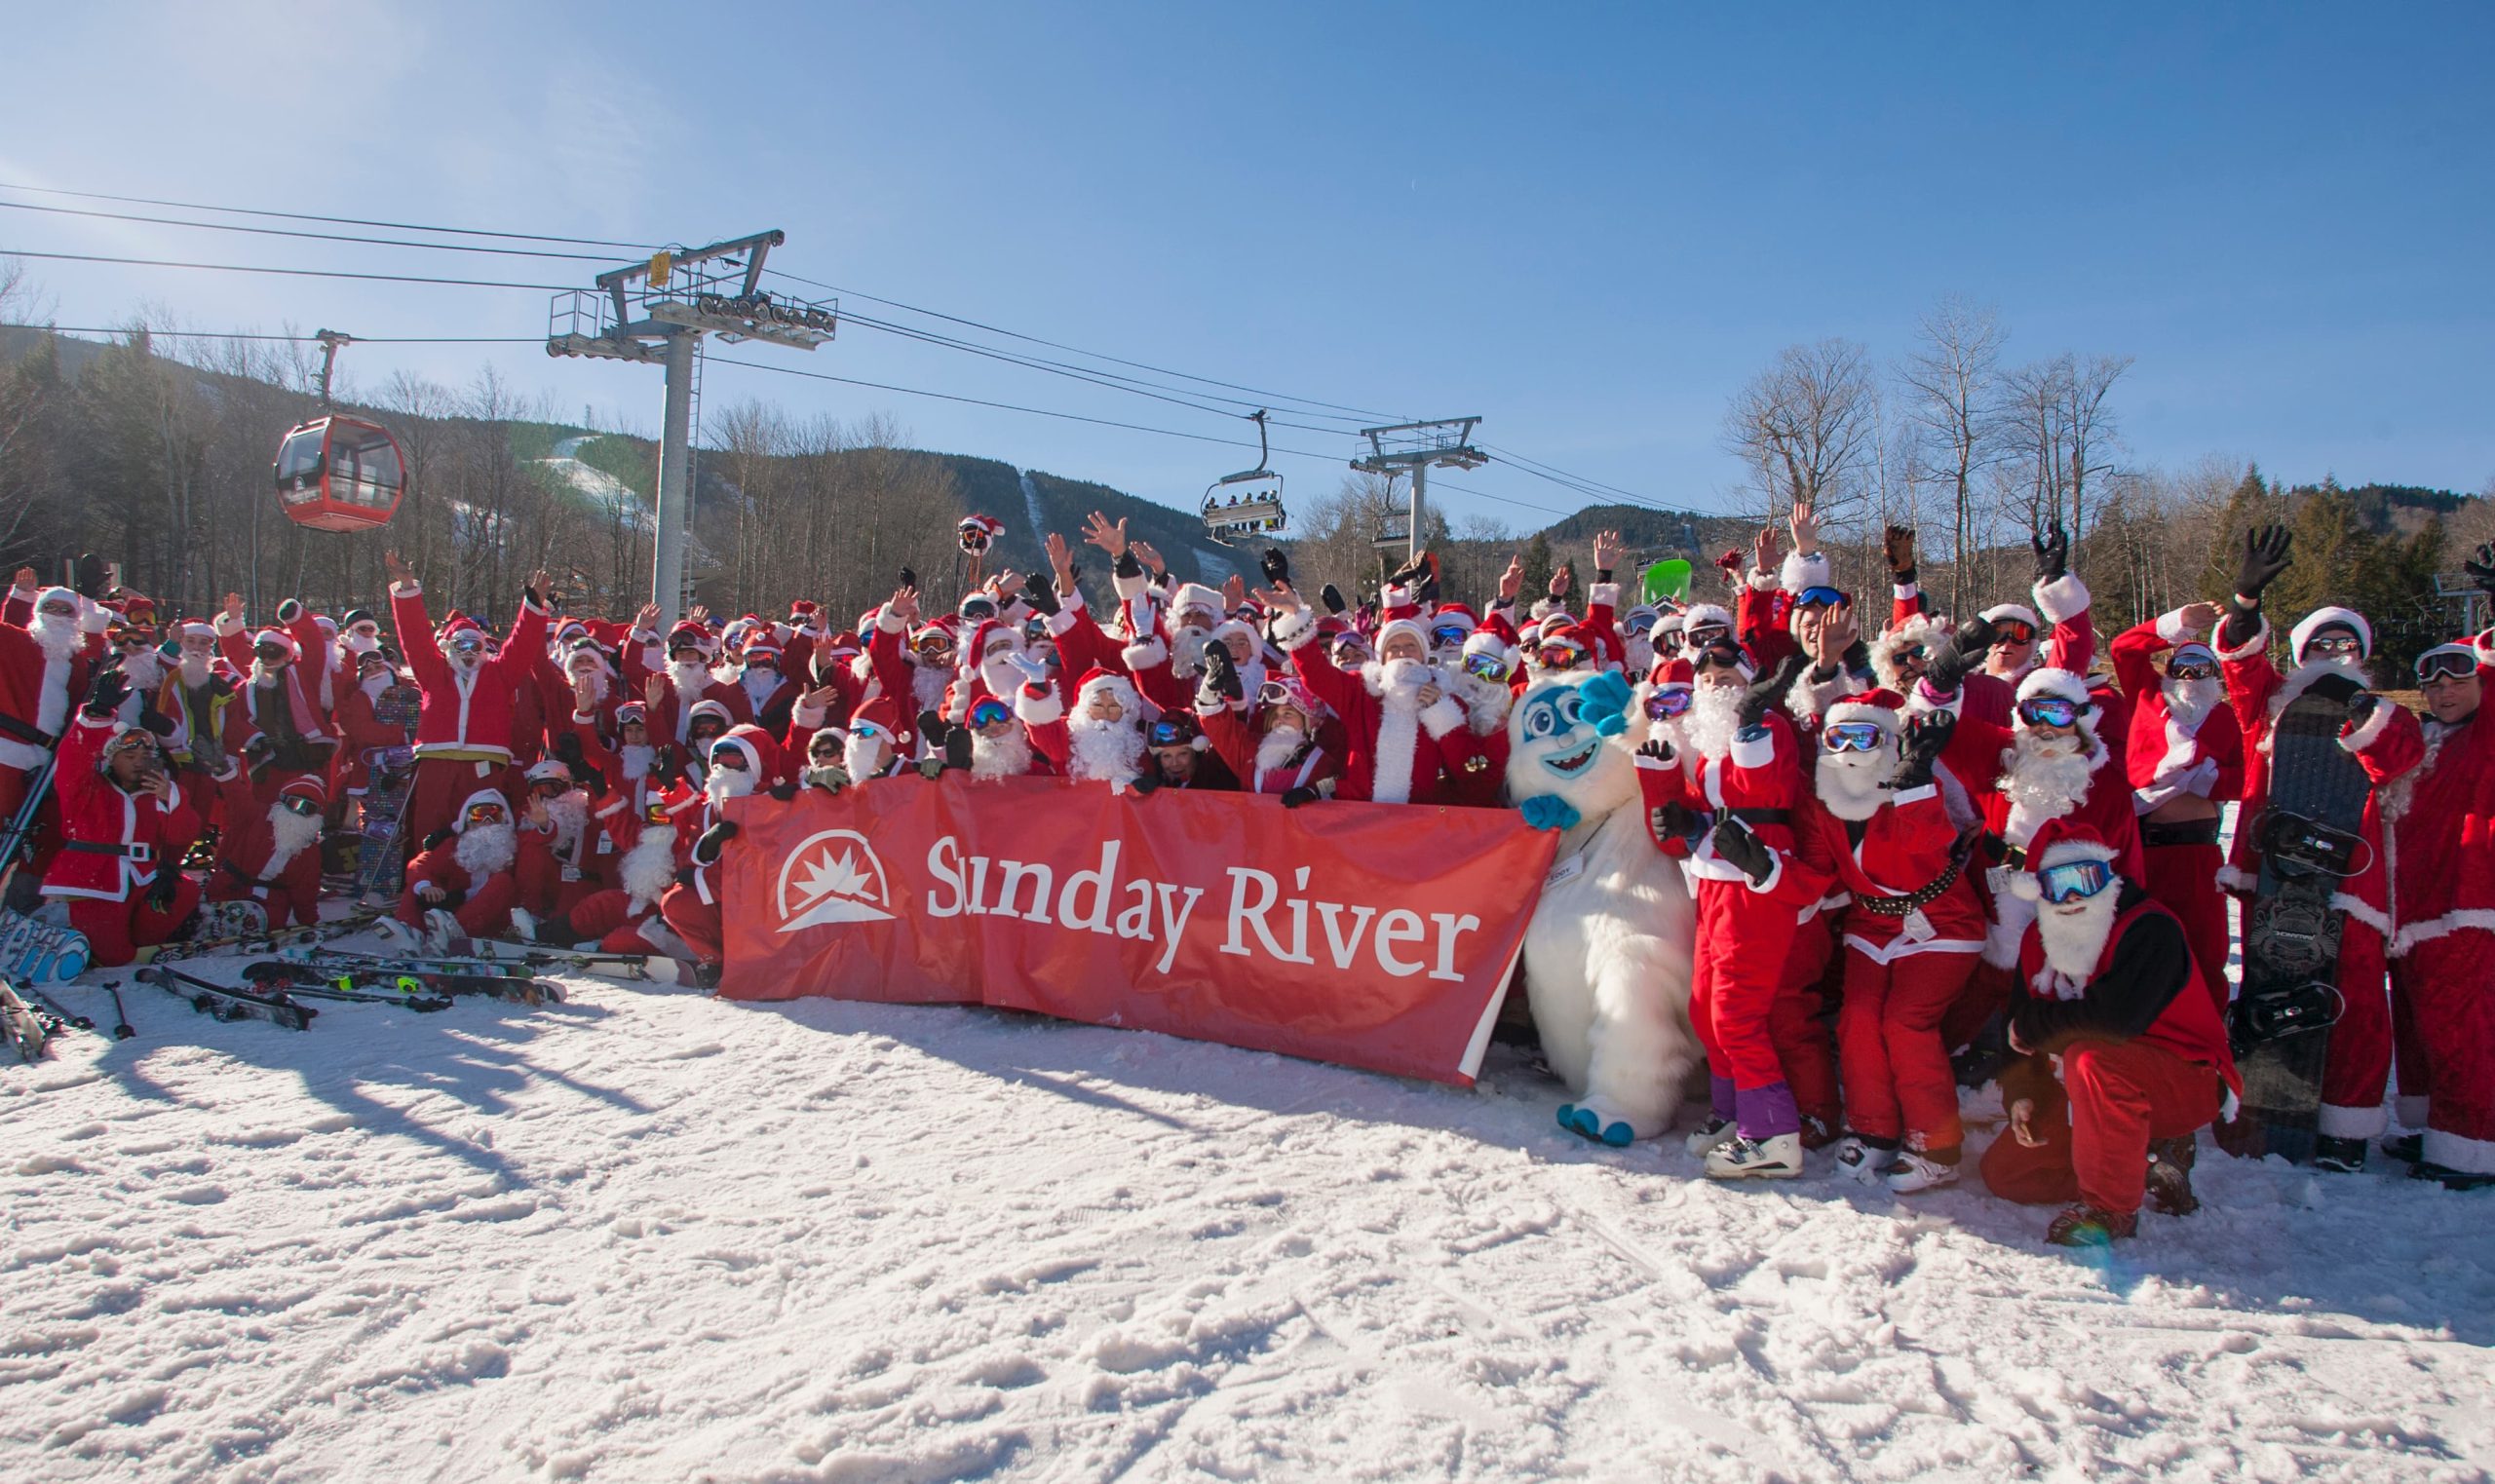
[137,951,566,1030]
[0,978,135,1061]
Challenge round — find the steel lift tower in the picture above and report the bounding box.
[1351,418,1487,563]
[546,232,836,626]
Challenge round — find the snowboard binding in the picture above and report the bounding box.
[2234,979,2344,1050]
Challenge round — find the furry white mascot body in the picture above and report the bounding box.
[1507,668,1701,1144]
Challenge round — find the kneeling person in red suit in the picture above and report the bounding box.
[389,788,522,947]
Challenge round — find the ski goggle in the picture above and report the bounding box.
[911,633,955,659]
[1146,718,1197,748]
[1624,612,1658,637]
[958,596,998,622]
[708,747,749,770]
[968,698,1014,728]
[1682,624,1728,648]
[2038,857,2117,904]
[1537,640,1589,669]
[1460,651,1510,681]
[252,643,291,663]
[1645,688,1692,720]
[1430,624,1470,650]
[2305,630,2363,658]
[279,794,324,818]
[2416,646,2479,682]
[2165,659,2215,682]
[643,800,673,825]
[529,776,569,795]
[446,634,488,656]
[1991,619,2038,645]
[2016,696,2085,729]
[1793,586,1848,610]
[463,802,508,827]
[1822,720,1888,753]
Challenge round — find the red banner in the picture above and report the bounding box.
[715,778,1556,1084]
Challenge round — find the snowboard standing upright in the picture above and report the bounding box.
[2224,687,2375,1163]
[353,685,423,905]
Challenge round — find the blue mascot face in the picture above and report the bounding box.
[1518,684,1601,781]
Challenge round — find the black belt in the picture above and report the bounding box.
[1984,834,2024,870]
[1852,855,1967,917]
[0,712,55,747]
[219,860,279,890]
[1727,808,1791,826]
[2141,817,2222,848]
[64,839,154,862]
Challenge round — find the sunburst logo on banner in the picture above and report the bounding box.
[774,828,895,931]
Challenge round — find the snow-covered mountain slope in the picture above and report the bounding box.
[2,960,2488,1482]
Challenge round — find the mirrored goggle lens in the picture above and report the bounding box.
[1993,621,2038,645]
[2416,648,2478,682]
[2039,858,2116,904]
[959,598,997,620]
[1461,652,1508,680]
[1147,721,1192,747]
[464,804,506,826]
[448,637,487,655]
[1823,721,1887,753]
[2307,632,2362,656]
[253,645,289,662]
[912,636,953,657]
[1644,688,1691,719]
[1430,625,1469,649]
[1683,625,1727,647]
[280,796,323,816]
[2017,697,2082,728]
[1625,613,1657,636]
[644,802,672,823]
[2165,662,2215,681]
[1794,586,1847,609]
[969,700,1013,728]
[1256,680,1292,707]
[708,748,748,769]
[1537,642,1586,668]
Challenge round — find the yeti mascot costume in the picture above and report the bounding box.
[1507,667,1701,1145]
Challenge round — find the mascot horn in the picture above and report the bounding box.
[1507,667,1701,1145]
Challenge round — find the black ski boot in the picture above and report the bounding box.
[2046,1203,2138,1246]
[2407,1161,2495,1192]
[2312,1135,2368,1173]
[2382,1133,2423,1163]
[2145,1136,2200,1216]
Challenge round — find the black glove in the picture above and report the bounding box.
[1387,553,1427,590]
[145,869,177,911]
[1199,644,1241,707]
[1740,653,1808,729]
[552,732,584,764]
[1895,710,1955,790]
[917,710,949,750]
[1260,548,1290,588]
[140,706,177,739]
[83,666,130,717]
[1319,583,1347,616]
[2345,690,2379,731]
[72,552,106,600]
[1648,801,1700,841]
[899,565,917,590]
[767,780,798,802]
[1114,550,1143,581]
[2465,541,2495,597]
[2234,524,2294,604]
[1709,815,1776,886]
[1129,771,1161,797]
[1922,615,1997,695]
[695,820,739,861]
[1636,738,1676,766]
[2032,523,2069,584]
[943,727,973,772]
[2306,670,2363,706]
[1281,784,1320,809]
[210,672,236,698]
[1022,573,1059,618]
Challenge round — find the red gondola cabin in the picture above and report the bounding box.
[274,414,406,532]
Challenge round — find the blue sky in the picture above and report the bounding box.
[4,2,2489,531]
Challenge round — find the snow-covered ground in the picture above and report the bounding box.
[3,947,2490,1483]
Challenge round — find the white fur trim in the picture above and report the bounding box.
[1418,693,1466,741]
[2391,909,2495,959]
[1746,566,1777,593]
[1270,606,1320,654]
[2316,1101,2389,1140]
[2035,836,2122,873]
[2212,613,2270,663]
[1369,696,1421,805]
[211,610,246,638]
[2015,666,2093,709]
[1785,666,1862,724]
[2032,572,2090,626]
[1172,584,1223,620]
[1681,603,1734,636]
[2422,1127,2495,1176]
[2155,607,2194,645]
[1779,550,1832,593]
[1111,565,1151,603]
[2289,606,2371,666]
[2338,697,2397,752]
[2215,863,2256,893]
[1979,602,2041,631]
[2330,892,2393,939]
[1122,636,1169,670]
[1014,684,1065,728]
[1728,724,1775,771]
[873,606,908,636]
[1588,582,1621,609]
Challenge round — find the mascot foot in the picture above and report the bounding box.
[1557,1098,1643,1147]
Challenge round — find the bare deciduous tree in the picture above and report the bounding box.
[1898,297,2004,616]
[1721,338,1878,530]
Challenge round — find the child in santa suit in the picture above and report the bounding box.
[1194,649,1342,805]
[1637,644,1833,1179]
[1797,692,1989,1191]
[2338,611,2495,1189]
[659,724,787,968]
[389,789,524,946]
[515,759,607,921]
[41,672,203,968]
[208,775,328,930]
[1980,830,2241,1246]
[2109,607,2245,999]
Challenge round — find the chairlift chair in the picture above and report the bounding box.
[274,331,407,532]
[1201,410,1287,545]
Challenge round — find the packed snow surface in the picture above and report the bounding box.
[3,952,2490,1483]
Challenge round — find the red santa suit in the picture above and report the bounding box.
[515,760,608,919]
[2111,612,2246,998]
[389,580,551,853]
[217,627,341,804]
[396,787,523,938]
[559,780,698,958]
[1980,834,2241,1225]
[1887,570,2097,731]
[2342,653,2495,1176]
[208,774,328,929]
[2214,604,2399,1145]
[660,724,786,966]
[41,712,203,968]
[1271,609,1469,805]
[1197,685,1343,799]
[1795,693,1987,1159]
[0,586,109,826]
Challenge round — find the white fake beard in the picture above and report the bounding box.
[1684,685,1746,762]
[1815,745,1897,822]
[843,732,889,781]
[548,791,591,852]
[1628,636,1656,674]
[1171,626,1212,676]
[2035,888,2121,989]
[705,765,757,806]
[26,613,79,664]
[1450,670,1512,734]
[343,630,381,655]
[120,650,165,692]
[251,660,289,688]
[1233,658,1267,700]
[1255,723,1307,778]
[910,664,950,713]
[2002,729,2094,824]
[360,672,389,700]
[2163,674,2222,733]
[448,650,483,677]
[740,668,779,711]
[1067,713,1146,783]
[669,660,712,704]
[620,826,677,908]
[620,743,655,780]
[1361,656,1430,706]
[264,804,324,872]
[969,726,1032,780]
[179,652,213,688]
[572,668,610,704]
[456,820,518,878]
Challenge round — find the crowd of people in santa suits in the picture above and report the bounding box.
[10,501,2492,1244]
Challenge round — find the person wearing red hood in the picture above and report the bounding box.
[2334,554,2495,1188]
[383,553,553,858]
[2109,603,2246,999]
[207,774,328,930]
[1980,829,2242,1246]
[659,723,787,969]
[645,615,746,748]
[725,630,804,733]
[516,716,697,961]
[41,670,203,968]
[0,571,109,829]
[214,611,339,806]
[387,787,524,948]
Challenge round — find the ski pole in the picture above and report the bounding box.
[102,980,135,1039]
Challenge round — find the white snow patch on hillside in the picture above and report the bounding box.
[1,952,2489,1482]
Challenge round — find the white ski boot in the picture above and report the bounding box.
[1882,1150,1962,1194]
[422,908,462,954]
[1706,1132,1802,1180]
[1833,1136,1896,1185]
[1683,1114,1737,1159]
[373,916,421,954]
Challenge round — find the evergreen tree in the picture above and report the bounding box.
[2200,463,2273,605]
[1519,531,1555,606]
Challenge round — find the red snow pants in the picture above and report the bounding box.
[402,757,516,860]
[569,889,671,954]
[2317,914,2393,1142]
[1689,879,1786,1091]
[2393,929,2495,1175]
[396,873,517,937]
[660,883,723,965]
[2143,839,2230,1011]
[1770,914,1841,1135]
[1981,1038,2221,1216]
[1837,946,1978,1152]
[68,875,203,970]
